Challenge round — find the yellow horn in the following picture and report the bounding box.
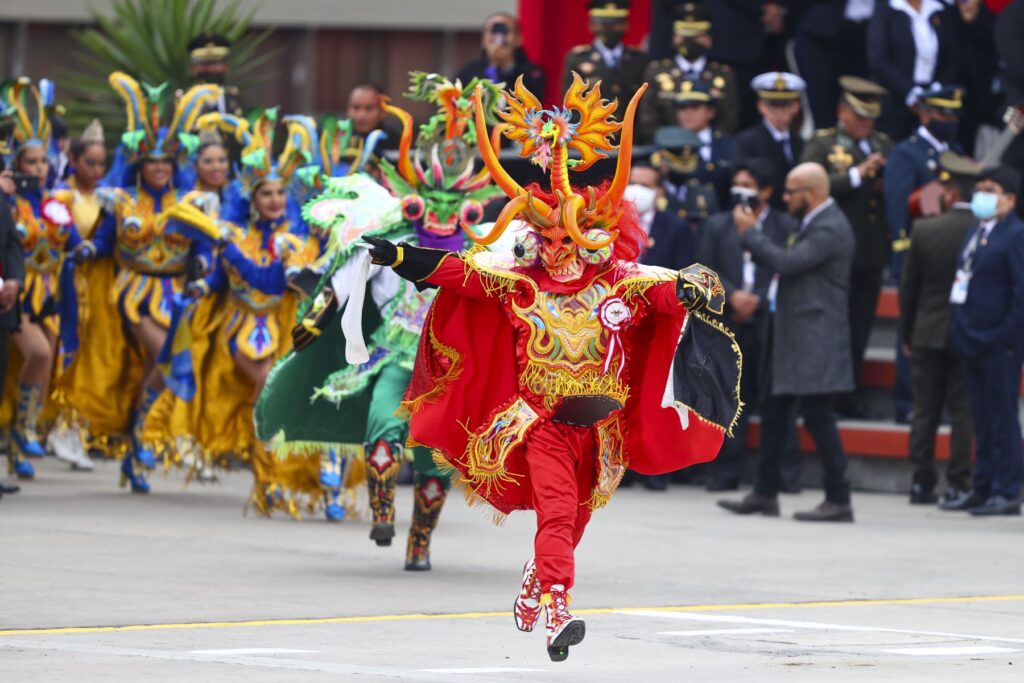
[381,96,419,187]
[597,82,648,212]
[562,192,617,250]
[473,86,552,220]
[465,194,529,246]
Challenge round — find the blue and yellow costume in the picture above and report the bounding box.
[0,77,86,479]
[163,109,345,515]
[90,72,221,493]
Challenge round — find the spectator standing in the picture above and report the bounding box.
[801,76,893,418]
[187,32,244,116]
[0,167,26,498]
[884,85,963,422]
[697,159,801,491]
[867,0,962,141]
[950,0,999,155]
[455,13,546,98]
[347,84,399,152]
[733,72,807,210]
[640,2,739,141]
[562,0,648,121]
[651,127,721,229]
[793,0,874,130]
[718,163,856,522]
[945,165,1024,516]
[995,0,1024,176]
[705,0,789,128]
[900,152,978,506]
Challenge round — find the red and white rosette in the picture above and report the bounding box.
[41,198,73,227]
[599,297,631,380]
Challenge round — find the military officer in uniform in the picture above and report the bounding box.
[883,84,963,423]
[562,0,648,121]
[733,72,806,210]
[669,79,733,208]
[900,152,978,506]
[651,126,721,233]
[187,32,244,116]
[640,1,739,141]
[801,76,893,419]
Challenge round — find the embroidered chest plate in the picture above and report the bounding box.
[512,278,633,405]
[14,197,73,274]
[117,192,190,273]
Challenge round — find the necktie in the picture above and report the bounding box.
[782,136,793,164]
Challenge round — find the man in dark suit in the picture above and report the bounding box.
[900,152,978,506]
[629,164,695,271]
[884,85,963,422]
[719,162,856,521]
[801,76,893,418]
[697,159,800,491]
[0,167,26,498]
[640,2,739,140]
[945,165,1024,516]
[733,72,806,210]
[792,0,872,130]
[455,12,546,97]
[562,0,648,120]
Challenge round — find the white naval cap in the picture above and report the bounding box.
[750,72,806,101]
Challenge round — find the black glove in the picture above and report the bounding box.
[289,268,322,298]
[363,236,399,266]
[291,288,337,352]
[677,277,709,312]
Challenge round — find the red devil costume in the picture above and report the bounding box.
[364,73,741,661]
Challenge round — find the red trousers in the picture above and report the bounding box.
[523,420,597,592]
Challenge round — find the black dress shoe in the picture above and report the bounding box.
[940,490,987,511]
[941,487,969,505]
[0,482,19,494]
[705,479,740,492]
[969,495,1021,516]
[909,484,938,505]
[717,492,780,516]
[793,501,854,522]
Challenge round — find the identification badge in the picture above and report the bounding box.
[949,269,971,304]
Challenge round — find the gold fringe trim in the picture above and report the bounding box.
[398,314,464,417]
[431,448,509,526]
[520,363,629,409]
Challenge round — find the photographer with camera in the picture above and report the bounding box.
[801,76,893,419]
[456,12,545,98]
[696,159,800,492]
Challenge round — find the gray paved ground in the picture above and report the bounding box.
[2,457,1023,682]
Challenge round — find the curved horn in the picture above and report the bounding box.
[473,86,552,220]
[464,194,529,245]
[561,192,617,250]
[597,82,648,212]
[381,96,419,187]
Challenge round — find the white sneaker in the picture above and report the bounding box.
[49,427,94,471]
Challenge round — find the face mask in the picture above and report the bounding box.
[730,186,759,209]
[926,119,958,143]
[625,184,657,214]
[597,29,624,48]
[678,38,707,60]
[970,191,999,220]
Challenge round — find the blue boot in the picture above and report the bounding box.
[132,387,160,469]
[119,452,150,494]
[320,449,350,522]
[7,453,35,480]
[12,384,46,459]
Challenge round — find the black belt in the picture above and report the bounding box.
[550,395,623,428]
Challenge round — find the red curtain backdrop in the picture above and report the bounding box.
[519,0,652,105]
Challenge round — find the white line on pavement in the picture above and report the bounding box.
[658,628,794,637]
[420,668,545,674]
[189,648,321,655]
[884,646,1019,656]
[618,610,1024,645]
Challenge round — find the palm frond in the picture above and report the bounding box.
[60,0,279,144]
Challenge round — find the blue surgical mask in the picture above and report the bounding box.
[970,191,999,220]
